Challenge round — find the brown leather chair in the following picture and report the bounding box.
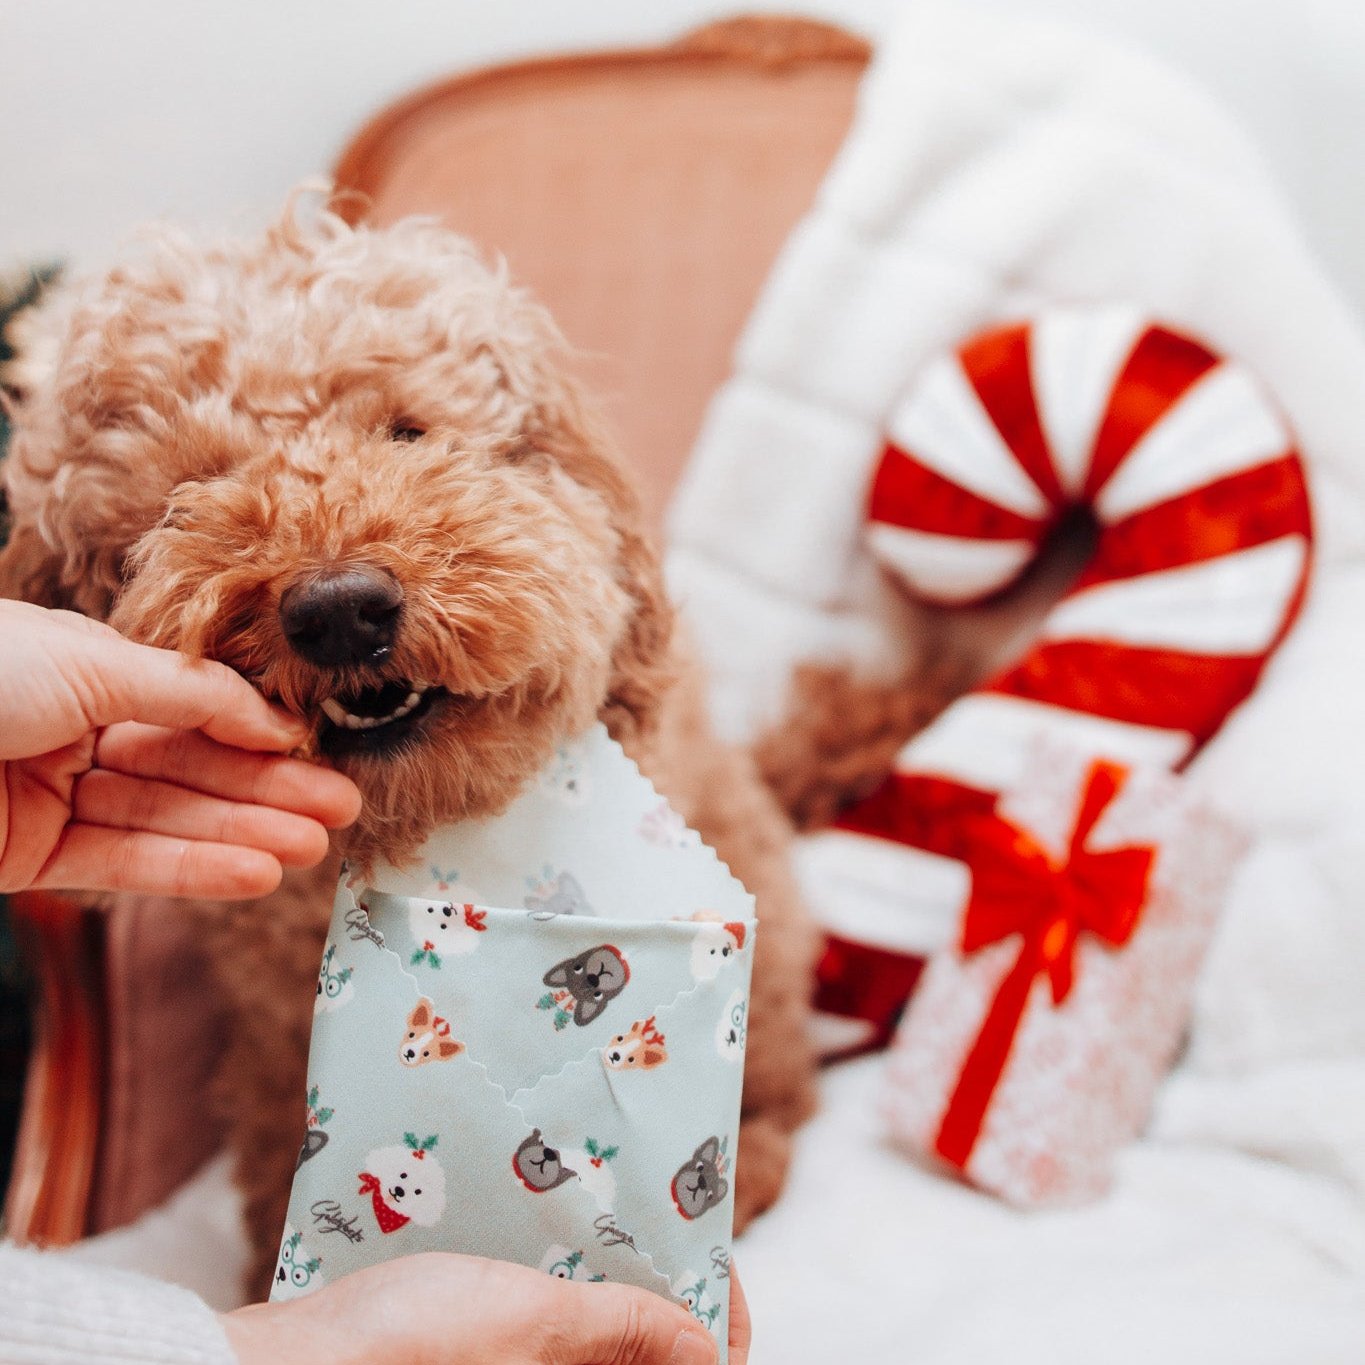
[4,13,870,1246]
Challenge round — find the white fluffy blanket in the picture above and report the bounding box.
[666,4,1365,1360]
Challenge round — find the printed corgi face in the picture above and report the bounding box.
[399,998,463,1067]
[408,900,484,958]
[514,1130,577,1192]
[671,1137,729,1220]
[360,1142,447,1227]
[689,920,744,983]
[542,944,629,1026]
[603,1017,668,1070]
[273,1224,324,1300]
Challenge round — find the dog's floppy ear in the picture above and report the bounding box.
[522,367,676,743]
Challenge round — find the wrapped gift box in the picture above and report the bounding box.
[884,746,1248,1205]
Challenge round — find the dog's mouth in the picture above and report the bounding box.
[317,679,446,758]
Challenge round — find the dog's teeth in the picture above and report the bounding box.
[321,683,434,733]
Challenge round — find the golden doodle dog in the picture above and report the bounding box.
[0,197,817,1294]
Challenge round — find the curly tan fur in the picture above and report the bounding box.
[0,196,816,1297]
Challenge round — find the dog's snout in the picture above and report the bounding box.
[279,565,403,667]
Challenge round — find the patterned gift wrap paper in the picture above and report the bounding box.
[276,727,757,1361]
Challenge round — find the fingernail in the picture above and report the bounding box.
[669,1326,718,1365]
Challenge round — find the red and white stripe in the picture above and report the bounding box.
[807,308,1313,1045]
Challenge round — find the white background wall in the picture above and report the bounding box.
[4,0,1365,313]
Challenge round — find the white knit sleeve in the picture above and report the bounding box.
[0,1243,235,1364]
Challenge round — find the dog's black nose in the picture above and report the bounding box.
[279,566,403,667]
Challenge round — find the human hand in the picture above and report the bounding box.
[0,601,359,898]
[221,1252,742,1365]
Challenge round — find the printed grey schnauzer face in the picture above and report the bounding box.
[543,944,629,1026]
[671,1137,729,1220]
[514,1130,577,1192]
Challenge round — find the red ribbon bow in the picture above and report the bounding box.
[358,1171,411,1234]
[934,760,1156,1169]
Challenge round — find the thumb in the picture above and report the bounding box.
[545,1280,717,1365]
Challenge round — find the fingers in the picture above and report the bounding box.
[32,824,284,900]
[95,723,361,829]
[85,634,309,752]
[728,1265,752,1365]
[72,769,332,868]
[544,1278,716,1365]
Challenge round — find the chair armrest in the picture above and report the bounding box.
[3,892,104,1246]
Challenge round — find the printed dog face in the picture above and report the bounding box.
[399,997,462,1067]
[671,1138,729,1220]
[543,945,630,1026]
[359,1140,446,1228]
[689,919,746,983]
[272,1224,324,1300]
[0,198,671,867]
[514,1129,577,1192]
[408,900,484,959]
[603,1016,668,1070]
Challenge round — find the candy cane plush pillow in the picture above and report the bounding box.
[808,307,1312,1043]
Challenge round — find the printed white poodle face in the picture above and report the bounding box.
[689,919,746,983]
[314,943,354,1015]
[715,990,748,1062]
[273,1223,325,1300]
[408,900,486,962]
[566,1139,618,1212]
[358,1137,446,1231]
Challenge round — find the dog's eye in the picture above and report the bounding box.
[389,422,426,443]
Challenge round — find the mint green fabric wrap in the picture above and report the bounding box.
[273,726,754,1360]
